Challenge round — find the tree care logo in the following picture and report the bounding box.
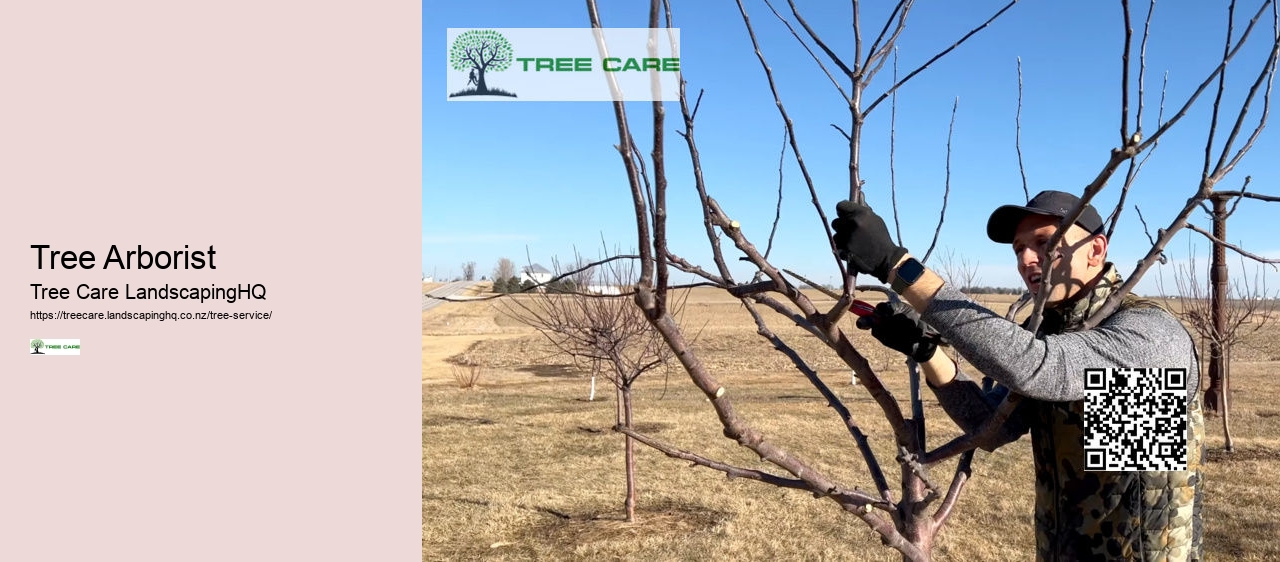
[445,28,682,102]
[30,339,81,355]
[449,30,517,98]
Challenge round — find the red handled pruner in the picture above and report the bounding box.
[849,299,877,317]
[849,298,947,346]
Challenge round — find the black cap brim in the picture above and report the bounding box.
[986,205,1060,244]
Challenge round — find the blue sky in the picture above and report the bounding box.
[425,1,1279,295]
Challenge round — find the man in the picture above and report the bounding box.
[831,190,1204,561]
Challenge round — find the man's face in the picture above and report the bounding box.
[1011,214,1104,304]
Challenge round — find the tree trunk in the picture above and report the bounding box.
[1223,346,1234,452]
[898,419,936,562]
[477,67,488,93]
[1204,197,1228,414]
[622,385,637,523]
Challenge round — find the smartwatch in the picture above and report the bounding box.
[890,257,926,295]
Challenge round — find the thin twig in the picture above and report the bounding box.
[1135,206,1160,247]
[1203,0,1238,182]
[1185,223,1280,267]
[1135,0,1156,136]
[1137,0,1274,152]
[1121,0,1134,143]
[765,128,787,260]
[1107,70,1167,239]
[890,48,904,246]
[1214,0,1279,177]
[1015,57,1029,202]
[764,0,852,98]
[864,1,909,73]
[920,97,958,264]
[676,85,736,284]
[862,0,913,83]
[734,0,847,282]
[1223,177,1253,219]
[864,0,1020,116]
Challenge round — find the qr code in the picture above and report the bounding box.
[1083,367,1188,471]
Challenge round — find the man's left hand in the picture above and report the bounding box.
[831,200,908,283]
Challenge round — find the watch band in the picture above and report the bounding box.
[890,257,925,294]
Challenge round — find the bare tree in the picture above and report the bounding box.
[933,247,983,370]
[570,257,596,290]
[461,261,477,281]
[501,254,679,523]
[492,257,516,284]
[581,0,1278,560]
[1183,188,1280,421]
[933,247,981,293]
[1159,246,1277,451]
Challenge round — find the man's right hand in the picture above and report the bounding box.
[855,301,940,362]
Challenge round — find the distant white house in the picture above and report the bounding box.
[520,264,553,285]
[422,274,434,283]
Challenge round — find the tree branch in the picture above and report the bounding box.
[735,0,846,278]
[1137,0,1275,152]
[1121,0,1134,144]
[762,0,852,99]
[1185,222,1280,267]
[920,97,958,264]
[765,128,787,260]
[1214,0,1279,178]
[890,48,904,246]
[864,0,1020,116]
[862,0,912,84]
[1015,57,1029,202]
[743,301,894,503]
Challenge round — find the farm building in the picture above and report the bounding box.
[520,264,553,285]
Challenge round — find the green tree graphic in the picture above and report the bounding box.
[30,339,45,354]
[449,30,516,97]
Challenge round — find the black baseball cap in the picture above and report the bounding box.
[986,190,1106,244]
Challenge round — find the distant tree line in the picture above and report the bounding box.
[491,276,581,294]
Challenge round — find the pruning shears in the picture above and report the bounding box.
[849,299,877,318]
[849,298,947,346]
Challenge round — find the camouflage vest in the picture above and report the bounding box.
[1022,264,1205,562]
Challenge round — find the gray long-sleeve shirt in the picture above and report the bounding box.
[919,283,1200,439]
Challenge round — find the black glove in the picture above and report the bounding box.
[855,301,939,362]
[831,200,908,283]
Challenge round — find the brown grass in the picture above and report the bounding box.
[423,288,1280,561]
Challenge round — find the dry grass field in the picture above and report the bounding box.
[423,283,1280,561]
